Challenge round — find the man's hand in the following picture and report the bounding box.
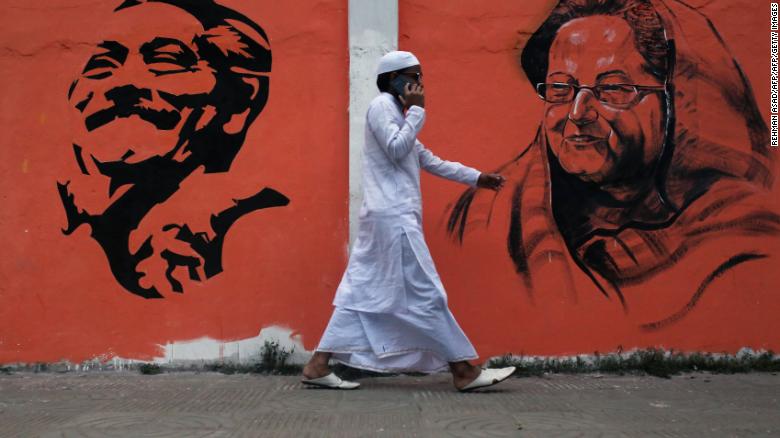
[399,83,425,109]
[477,173,506,191]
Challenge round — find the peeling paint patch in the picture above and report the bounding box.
[152,326,311,365]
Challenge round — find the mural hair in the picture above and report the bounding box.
[521,0,670,86]
[115,0,271,75]
[113,0,273,173]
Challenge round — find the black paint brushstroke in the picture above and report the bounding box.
[120,149,135,161]
[160,249,202,293]
[650,40,679,214]
[613,235,639,266]
[447,140,535,245]
[685,212,780,239]
[599,212,780,287]
[57,181,91,235]
[640,253,768,331]
[163,187,290,280]
[74,91,92,112]
[68,80,79,100]
[72,144,89,175]
[85,85,181,132]
[446,187,477,244]
[578,241,627,308]
[508,180,533,292]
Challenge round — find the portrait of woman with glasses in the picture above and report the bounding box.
[447,0,779,330]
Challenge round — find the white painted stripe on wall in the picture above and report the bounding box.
[154,326,310,365]
[348,0,398,248]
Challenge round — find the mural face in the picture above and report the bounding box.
[447,0,779,330]
[542,16,666,189]
[59,0,289,298]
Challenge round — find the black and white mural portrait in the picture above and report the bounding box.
[59,0,289,298]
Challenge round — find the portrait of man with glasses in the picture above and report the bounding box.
[448,0,779,329]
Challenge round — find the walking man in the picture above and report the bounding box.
[302,51,516,391]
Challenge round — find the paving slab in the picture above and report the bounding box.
[1,372,778,437]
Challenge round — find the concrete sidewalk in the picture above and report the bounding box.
[0,372,778,437]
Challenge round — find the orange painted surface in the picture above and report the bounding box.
[401,0,780,357]
[1,0,778,365]
[0,0,348,362]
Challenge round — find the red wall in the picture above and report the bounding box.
[1,0,778,364]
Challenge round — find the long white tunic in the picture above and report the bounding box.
[319,234,478,372]
[332,92,481,313]
[321,92,481,372]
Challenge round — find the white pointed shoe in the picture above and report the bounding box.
[301,372,360,390]
[458,366,516,392]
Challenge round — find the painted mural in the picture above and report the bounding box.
[401,0,779,355]
[448,0,779,329]
[60,0,290,298]
[1,0,778,365]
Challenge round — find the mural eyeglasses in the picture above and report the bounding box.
[536,82,666,107]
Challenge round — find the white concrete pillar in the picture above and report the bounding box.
[348,0,398,248]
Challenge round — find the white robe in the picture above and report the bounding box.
[318,92,481,373]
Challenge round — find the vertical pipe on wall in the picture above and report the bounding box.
[348,0,398,249]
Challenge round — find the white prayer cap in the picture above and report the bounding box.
[376,51,420,75]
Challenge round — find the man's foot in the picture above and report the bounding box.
[452,365,482,390]
[302,362,331,380]
[302,373,360,390]
[458,367,516,392]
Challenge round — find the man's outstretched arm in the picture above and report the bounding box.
[416,141,504,190]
